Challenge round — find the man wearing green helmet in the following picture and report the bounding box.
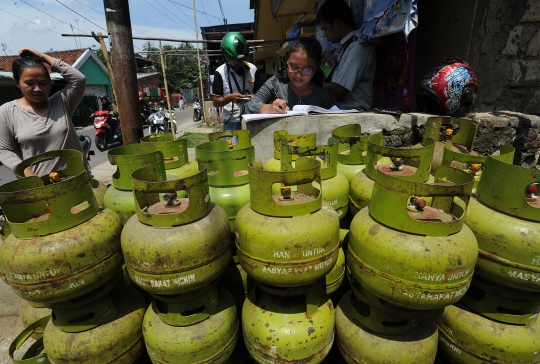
[212,32,257,130]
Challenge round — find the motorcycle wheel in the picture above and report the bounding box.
[193,111,199,122]
[95,134,107,151]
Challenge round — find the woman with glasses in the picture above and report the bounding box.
[245,37,333,114]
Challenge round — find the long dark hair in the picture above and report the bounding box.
[278,37,325,87]
[12,58,50,83]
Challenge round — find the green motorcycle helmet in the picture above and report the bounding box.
[221,32,248,62]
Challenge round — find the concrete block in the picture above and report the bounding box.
[243,112,433,164]
[527,29,540,56]
[511,59,540,82]
[521,0,540,22]
[502,26,523,55]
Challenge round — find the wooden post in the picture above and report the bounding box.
[103,0,144,145]
[92,31,118,105]
[159,41,176,138]
[193,0,206,123]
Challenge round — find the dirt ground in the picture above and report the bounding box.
[0,316,32,364]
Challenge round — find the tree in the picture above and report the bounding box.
[158,43,204,91]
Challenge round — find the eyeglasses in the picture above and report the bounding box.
[287,64,314,76]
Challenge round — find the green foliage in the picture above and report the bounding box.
[139,41,205,92]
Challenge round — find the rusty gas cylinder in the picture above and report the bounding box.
[265,130,316,171]
[236,158,340,288]
[242,285,335,363]
[440,142,514,192]
[208,129,264,169]
[348,166,478,311]
[349,132,435,216]
[43,284,147,364]
[104,143,167,225]
[278,137,350,220]
[336,290,438,364]
[0,150,123,306]
[465,157,540,292]
[422,116,479,175]
[196,139,255,234]
[140,133,199,179]
[143,284,239,363]
[121,164,231,295]
[437,303,540,363]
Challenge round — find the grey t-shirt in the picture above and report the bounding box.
[331,32,376,111]
[0,58,86,176]
[245,75,334,114]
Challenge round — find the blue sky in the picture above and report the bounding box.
[0,0,254,54]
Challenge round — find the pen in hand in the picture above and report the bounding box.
[273,90,289,114]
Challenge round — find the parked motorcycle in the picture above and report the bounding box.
[148,107,176,134]
[92,110,122,151]
[193,99,201,122]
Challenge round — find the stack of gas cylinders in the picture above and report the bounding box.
[1,117,538,363]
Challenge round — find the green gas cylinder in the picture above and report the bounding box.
[348,166,478,311]
[349,132,435,216]
[242,286,335,363]
[90,178,108,206]
[209,129,264,169]
[336,291,438,364]
[437,303,540,363]
[461,275,540,326]
[441,142,514,192]
[43,284,147,364]
[121,164,231,295]
[465,157,540,291]
[140,133,199,179]
[0,150,123,306]
[278,138,350,220]
[104,143,167,225]
[422,116,479,175]
[143,284,239,363]
[196,139,255,233]
[265,130,316,171]
[19,300,51,339]
[332,124,369,182]
[235,158,340,288]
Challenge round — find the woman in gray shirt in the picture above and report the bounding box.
[245,37,333,114]
[0,48,86,177]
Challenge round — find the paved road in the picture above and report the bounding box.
[0,108,197,184]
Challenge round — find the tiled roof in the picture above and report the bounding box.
[0,48,88,72]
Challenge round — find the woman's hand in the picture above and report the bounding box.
[23,167,38,177]
[18,48,53,65]
[271,99,289,114]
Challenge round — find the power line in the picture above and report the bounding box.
[142,0,194,35]
[160,0,195,29]
[199,0,213,25]
[165,0,194,25]
[167,0,221,20]
[54,0,108,32]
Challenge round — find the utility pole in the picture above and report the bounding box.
[159,42,176,137]
[92,31,118,106]
[193,0,206,123]
[103,0,143,145]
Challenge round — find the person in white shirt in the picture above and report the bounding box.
[212,32,257,131]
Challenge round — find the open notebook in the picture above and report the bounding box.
[242,105,360,122]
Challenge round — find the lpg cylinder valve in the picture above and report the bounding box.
[390,157,405,171]
[525,183,538,201]
[407,196,427,212]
